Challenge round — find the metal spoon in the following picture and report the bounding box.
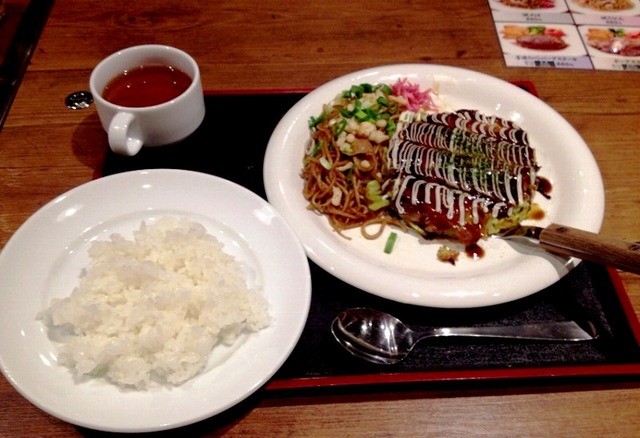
[331,307,597,365]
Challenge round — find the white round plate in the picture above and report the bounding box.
[264,64,604,308]
[0,169,311,433]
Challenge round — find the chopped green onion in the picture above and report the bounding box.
[340,100,364,118]
[354,109,369,121]
[309,113,327,129]
[376,83,392,94]
[342,84,365,98]
[386,119,397,135]
[319,157,332,170]
[376,96,389,107]
[333,118,347,135]
[384,232,398,254]
[308,140,322,157]
[365,180,390,211]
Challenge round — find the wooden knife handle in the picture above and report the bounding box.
[539,223,640,275]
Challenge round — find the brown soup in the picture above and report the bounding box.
[102,65,192,107]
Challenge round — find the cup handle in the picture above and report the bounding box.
[108,112,143,156]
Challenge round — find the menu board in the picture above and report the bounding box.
[489,0,640,70]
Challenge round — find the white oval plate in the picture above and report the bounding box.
[0,169,311,433]
[264,64,604,308]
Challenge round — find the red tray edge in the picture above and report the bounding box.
[266,362,640,391]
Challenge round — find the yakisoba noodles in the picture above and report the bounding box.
[301,80,438,239]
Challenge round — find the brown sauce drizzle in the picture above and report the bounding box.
[536,176,553,199]
[465,243,485,259]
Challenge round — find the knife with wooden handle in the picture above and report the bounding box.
[501,223,640,275]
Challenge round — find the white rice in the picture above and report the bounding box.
[39,216,270,389]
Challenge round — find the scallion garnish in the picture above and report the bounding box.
[309,113,327,129]
[384,232,398,254]
[354,109,368,121]
[376,83,392,94]
[308,140,322,157]
[386,119,397,135]
[319,157,332,170]
[342,84,365,98]
[333,118,347,135]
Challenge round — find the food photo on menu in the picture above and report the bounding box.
[569,0,640,13]
[488,0,570,12]
[496,23,588,56]
[581,26,640,56]
[501,24,570,50]
[498,0,556,8]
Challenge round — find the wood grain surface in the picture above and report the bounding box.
[1,1,639,436]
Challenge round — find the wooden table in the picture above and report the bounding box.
[1,1,639,436]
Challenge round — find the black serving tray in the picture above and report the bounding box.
[101,89,640,390]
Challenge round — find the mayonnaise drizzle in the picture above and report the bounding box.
[425,109,529,146]
[389,109,540,236]
[399,123,536,167]
[388,139,535,205]
[394,174,509,226]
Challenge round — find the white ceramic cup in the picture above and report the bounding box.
[89,45,205,156]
